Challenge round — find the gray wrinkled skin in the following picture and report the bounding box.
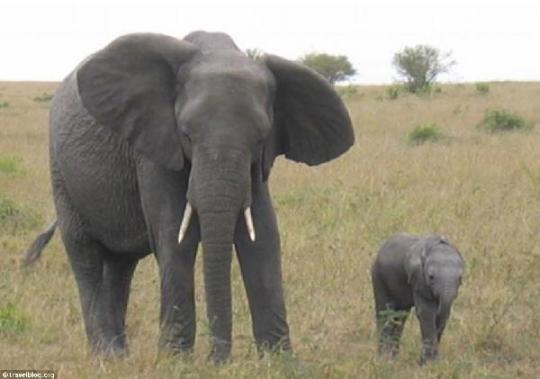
[25,31,354,363]
[371,234,465,364]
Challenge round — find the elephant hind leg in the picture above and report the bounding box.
[376,306,409,358]
[100,255,138,354]
[61,229,137,357]
[373,281,410,358]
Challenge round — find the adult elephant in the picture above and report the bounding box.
[24,31,354,362]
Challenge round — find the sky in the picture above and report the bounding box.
[1,0,539,84]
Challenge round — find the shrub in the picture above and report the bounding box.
[408,123,443,145]
[33,92,53,102]
[386,85,401,100]
[0,303,29,336]
[476,82,490,94]
[336,85,358,98]
[478,109,531,133]
[0,101,9,109]
[0,155,23,176]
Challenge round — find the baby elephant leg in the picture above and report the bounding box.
[373,284,410,357]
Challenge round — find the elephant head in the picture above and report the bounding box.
[406,236,465,333]
[76,32,354,359]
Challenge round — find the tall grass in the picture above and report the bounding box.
[0,81,539,378]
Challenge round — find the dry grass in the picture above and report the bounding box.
[1,81,540,378]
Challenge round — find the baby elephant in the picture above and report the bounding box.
[371,234,465,364]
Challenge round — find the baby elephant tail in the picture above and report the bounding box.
[21,221,58,267]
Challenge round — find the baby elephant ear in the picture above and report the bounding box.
[406,241,428,284]
[77,33,198,171]
[263,54,355,167]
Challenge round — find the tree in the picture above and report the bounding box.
[245,48,263,59]
[299,53,356,85]
[392,45,455,93]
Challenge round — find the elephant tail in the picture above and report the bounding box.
[21,221,58,267]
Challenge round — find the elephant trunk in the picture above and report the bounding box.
[436,282,457,343]
[437,287,455,319]
[186,146,251,363]
[199,209,236,362]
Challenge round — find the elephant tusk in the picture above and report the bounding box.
[177,202,193,244]
[244,207,256,242]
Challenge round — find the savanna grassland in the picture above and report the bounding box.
[1,81,540,378]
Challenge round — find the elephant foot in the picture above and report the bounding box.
[208,340,232,364]
[90,337,129,359]
[260,350,307,376]
[418,351,438,366]
[157,343,194,362]
[377,345,399,360]
[256,337,293,358]
[158,332,195,355]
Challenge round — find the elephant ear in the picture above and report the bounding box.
[406,240,428,285]
[261,54,354,180]
[77,33,198,171]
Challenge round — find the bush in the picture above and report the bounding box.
[386,85,401,100]
[478,109,531,133]
[0,155,23,176]
[408,123,443,145]
[33,92,53,102]
[0,101,9,109]
[336,85,358,98]
[0,303,30,336]
[476,82,490,94]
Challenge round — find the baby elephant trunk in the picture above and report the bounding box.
[436,284,458,331]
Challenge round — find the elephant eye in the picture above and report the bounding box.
[428,273,435,282]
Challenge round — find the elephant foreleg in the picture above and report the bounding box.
[156,229,199,355]
[137,159,200,356]
[414,294,439,364]
[234,184,292,355]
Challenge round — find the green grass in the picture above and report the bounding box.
[0,193,19,225]
[0,192,42,233]
[0,303,30,336]
[0,155,24,176]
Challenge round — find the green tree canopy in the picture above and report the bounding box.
[299,53,356,85]
[392,45,455,93]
